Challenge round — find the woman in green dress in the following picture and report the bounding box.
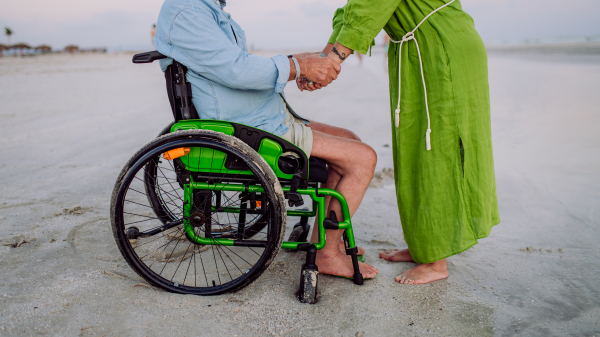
[306,0,500,284]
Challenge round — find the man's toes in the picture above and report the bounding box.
[359,263,378,276]
[364,265,379,277]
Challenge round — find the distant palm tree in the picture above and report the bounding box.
[5,27,13,45]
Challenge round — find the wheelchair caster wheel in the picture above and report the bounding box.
[285,216,310,253]
[297,244,318,304]
[126,226,140,240]
[285,226,309,252]
[298,269,318,304]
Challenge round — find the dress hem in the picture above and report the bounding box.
[413,218,501,264]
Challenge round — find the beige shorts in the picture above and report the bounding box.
[279,109,313,157]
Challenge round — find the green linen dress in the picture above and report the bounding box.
[328,0,500,263]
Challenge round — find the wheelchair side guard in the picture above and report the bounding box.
[170,120,310,183]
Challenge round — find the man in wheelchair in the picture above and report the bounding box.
[153,0,379,279]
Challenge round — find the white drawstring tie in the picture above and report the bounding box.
[390,0,455,151]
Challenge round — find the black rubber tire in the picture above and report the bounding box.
[110,129,287,295]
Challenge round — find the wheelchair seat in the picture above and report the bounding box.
[308,157,328,184]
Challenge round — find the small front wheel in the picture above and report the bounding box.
[298,269,319,304]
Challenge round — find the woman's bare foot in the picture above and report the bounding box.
[379,248,414,262]
[316,250,379,279]
[339,241,365,255]
[395,259,448,284]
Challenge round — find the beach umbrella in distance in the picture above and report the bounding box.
[64,45,79,53]
[4,27,12,45]
[35,45,52,54]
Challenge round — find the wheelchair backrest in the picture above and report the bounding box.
[132,51,199,122]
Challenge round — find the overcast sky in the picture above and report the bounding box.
[2,0,599,50]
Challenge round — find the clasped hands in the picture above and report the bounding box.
[293,52,342,92]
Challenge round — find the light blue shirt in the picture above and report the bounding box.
[154,0,308,136]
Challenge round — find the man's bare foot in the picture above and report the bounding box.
[316,250,379,279]
[339,241,365,255]
[395,259,448,284]
[379,248,414,262]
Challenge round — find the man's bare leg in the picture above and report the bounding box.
[308,121,365,255]
[307,129,378,278]
[311,167,365,255]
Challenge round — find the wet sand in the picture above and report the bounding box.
[0,46,599,336]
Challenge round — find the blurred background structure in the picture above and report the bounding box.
[1,0,600,52]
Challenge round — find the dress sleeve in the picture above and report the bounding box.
[331,0,402,54]
[327,5,347,45]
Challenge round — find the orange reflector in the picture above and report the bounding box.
[256,201,262,208]
[163,147,190,160]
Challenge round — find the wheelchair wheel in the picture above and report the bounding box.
[111,129,287,295]
[145,123,270,239]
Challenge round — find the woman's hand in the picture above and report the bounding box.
[293,43,352,92]
[295,56,340,88]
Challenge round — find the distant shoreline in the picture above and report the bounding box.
[4,41,598,58]
[486,41,600,55]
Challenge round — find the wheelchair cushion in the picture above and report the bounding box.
[308,157,328,184]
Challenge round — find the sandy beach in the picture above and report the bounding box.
[0,44,599,336]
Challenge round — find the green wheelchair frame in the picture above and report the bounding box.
[172,120,359,254]
[111,51,364,304]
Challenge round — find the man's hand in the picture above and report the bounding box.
[296,56,341,90]
[299,56,341,85]
[296,78,322,92]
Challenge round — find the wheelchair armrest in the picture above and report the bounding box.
[132,51,167,64]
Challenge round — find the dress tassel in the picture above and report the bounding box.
[426,129,431,151]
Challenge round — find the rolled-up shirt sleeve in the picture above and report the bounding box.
[270,55,290,93]
[166,7,289,92]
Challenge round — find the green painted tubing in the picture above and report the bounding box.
[215,207,316,217]
[287,209,317,217]
[186,182,358,250]
[281,242,304,250]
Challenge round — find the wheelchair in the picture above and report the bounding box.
[110,51,364,304]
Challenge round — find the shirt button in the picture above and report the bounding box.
[281,110,284,113]
[215,0,219,4]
